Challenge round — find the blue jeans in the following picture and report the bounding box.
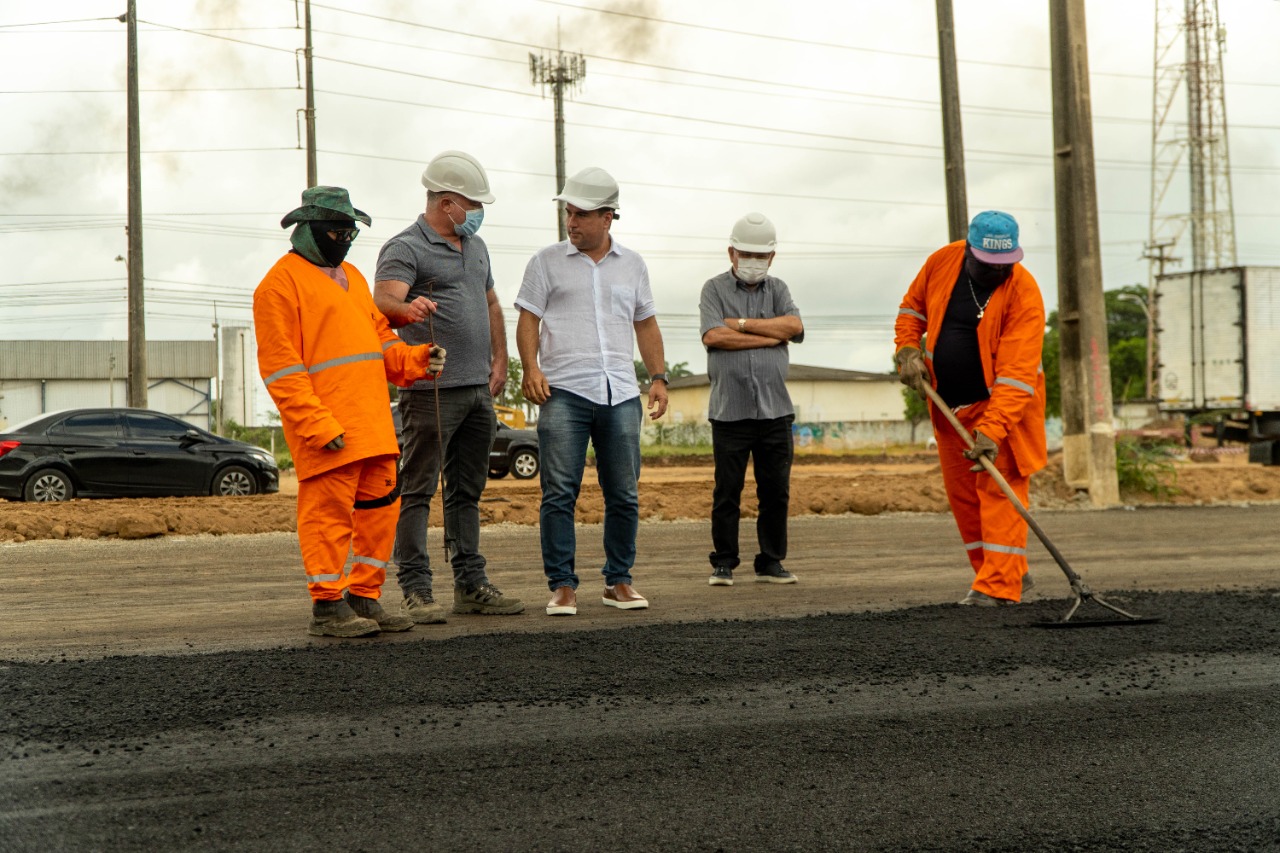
[393,385,495,594]
[537,389,642,591]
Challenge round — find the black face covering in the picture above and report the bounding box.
[964,254,1012,290]
[309,220,354,267]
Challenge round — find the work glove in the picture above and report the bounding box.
[962,430,998,472]
[428,344,447,375]
[894,347,929,396]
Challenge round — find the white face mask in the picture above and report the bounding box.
[735,257,770,284]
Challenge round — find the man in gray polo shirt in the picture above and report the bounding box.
[699,212,805,587]
[374,150,524,621]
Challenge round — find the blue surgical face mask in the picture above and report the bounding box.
[452,206,484,238]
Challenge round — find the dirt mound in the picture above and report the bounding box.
[2,453,1278,543]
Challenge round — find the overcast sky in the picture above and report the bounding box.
[3,0,1279,404]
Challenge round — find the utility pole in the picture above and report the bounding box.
[935,0,968,242]
[530,36,585,241]
[1140,239,1180,399]
[1049,0,1119,506]
[124,0,147,409]
[302,0,317,187]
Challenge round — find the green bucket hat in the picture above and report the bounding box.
[280,185,372,228]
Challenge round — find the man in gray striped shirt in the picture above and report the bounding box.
[699,213,805,588]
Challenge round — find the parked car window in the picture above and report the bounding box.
[124,412,187,438]
[48,412,123,438]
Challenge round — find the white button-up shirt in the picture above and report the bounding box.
[515,238,656,406]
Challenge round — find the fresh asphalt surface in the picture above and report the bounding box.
[1,507,1279,851]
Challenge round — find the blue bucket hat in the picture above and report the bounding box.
[967,210,1024,264]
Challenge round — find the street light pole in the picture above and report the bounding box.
[1118,292,1154,399]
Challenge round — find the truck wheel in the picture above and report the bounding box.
[24,468,74,502]
[213,465,257,496]
[511,449,539,480]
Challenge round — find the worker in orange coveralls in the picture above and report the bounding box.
[255,186,445,637]
[893,210,1046,606]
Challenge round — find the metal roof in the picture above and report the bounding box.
[0,340,217,379]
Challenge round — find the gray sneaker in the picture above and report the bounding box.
[347,593,414,632]
[309,599,380,638]
[402,590,447,625]
[453,583,525,615]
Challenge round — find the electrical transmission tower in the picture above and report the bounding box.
[1148,0,1237,275]
[530,47,585,241]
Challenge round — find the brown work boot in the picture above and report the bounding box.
[347,593,413,633]
[958,589,1014,607]
[546,586,577,616]
[602,583,648,610]
[401,590,447,625]
[453,582,526,615]
[308,599,380,638]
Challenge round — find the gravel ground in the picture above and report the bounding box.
[2,586,1277,851]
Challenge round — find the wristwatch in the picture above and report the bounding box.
[737,318,747,332]
[650,373,669,385]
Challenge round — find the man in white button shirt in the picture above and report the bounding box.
[515,167,669,617]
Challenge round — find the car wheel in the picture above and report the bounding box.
[511,449,539,480]
[488,467,509,479]
[213,465,258,497]
[24,468,75,502]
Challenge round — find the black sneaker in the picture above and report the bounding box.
[709,566,734,586]
[755,565,798,584]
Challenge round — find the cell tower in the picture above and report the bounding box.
[530,39,586,242]
[1147,0,1237,275]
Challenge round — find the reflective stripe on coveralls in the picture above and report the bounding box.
[932,399,1032,602]
[297,454,400,602]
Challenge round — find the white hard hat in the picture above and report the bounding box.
[730,212,777,253]
[553,167,620,216]
[421,150,495,204]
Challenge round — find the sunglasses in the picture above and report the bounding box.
[326,228,360,243]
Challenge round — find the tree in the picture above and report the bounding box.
[634,360,693,383]
[496,356,536,421]
[1042,283,1149,415]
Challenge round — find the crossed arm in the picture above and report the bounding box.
[702,315,804,350]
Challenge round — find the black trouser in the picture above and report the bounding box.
[709,416,794,573]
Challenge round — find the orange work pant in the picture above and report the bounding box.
[295,454,399,603]
[931,400,1031,602]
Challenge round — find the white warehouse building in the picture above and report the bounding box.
[0,340,217,431]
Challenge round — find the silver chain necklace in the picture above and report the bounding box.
[968,273,995,319]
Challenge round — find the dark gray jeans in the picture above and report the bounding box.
[393,385,496,595]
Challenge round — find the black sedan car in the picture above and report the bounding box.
[391,404,539,479]
[0,408,279,502]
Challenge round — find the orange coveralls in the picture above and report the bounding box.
[894,241,1047,601]
[254,253,437,603]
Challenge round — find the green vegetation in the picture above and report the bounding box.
[221,417,293,471]
[1043,283,1151,418]
[1114,436,1179,498]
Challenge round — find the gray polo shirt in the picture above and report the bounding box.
[699,270,804,422]
[376,215,494,390]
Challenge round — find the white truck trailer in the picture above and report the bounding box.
[1155,266,1280,464]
